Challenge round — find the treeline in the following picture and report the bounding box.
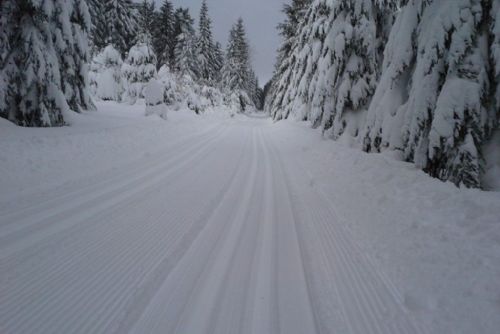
[266,0,500,189]
[0,0,262,127]
[88,0,263,110]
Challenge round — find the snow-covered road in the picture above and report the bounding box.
[1,104,499,334]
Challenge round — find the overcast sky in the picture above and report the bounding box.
[151,0,286,84]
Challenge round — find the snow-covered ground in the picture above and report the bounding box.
[0,102,499,334]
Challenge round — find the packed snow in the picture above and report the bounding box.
[1,102,499,334]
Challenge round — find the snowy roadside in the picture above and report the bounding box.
[0,102,231,203]
[268,119,500,333]
[0,102,499,333]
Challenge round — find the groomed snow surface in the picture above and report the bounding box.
[1,102,499,334]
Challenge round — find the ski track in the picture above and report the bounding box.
[262,129,426,334]
[0,117,426,334]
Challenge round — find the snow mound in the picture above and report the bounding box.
[89,45,125,102]
[145,80,167,120]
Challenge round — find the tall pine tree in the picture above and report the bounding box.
[104,0,137,57]
[222,18,258,111]
[266,0,311,119]
[213,41,224,82]
[137,0,155,45]
[153,0,175,69]
[196,0,218,84]
[173,8,198,79]
[87,0,108,53]
[223,19,250,92]
[57,0,95,112]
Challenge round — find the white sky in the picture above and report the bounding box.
[150,0,286,84]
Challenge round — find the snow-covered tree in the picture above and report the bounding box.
[262,80,274,111]
[104,0,137,57]
[266,0,311,119]
[0,0,95,126]
[0,0,14,121]
[89,44,125,101]
[153,0,175,69]
[222,18,258,112]
[491,0,500,117]
[122,42,157,103]
[137,0,155,46]
[196,0,218,84]
[268,0,396,136]
[87,0,108,53]
[266,0,498,188]
[247,70,262,109]
[56,0,95,112]
[361,0,498,188]
[213,42,225,82]
[173,8,198,79]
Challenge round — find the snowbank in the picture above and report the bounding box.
[145,80,168,120]
[270,118,500,333]
[1,104,498,333]
[0,102,225,201]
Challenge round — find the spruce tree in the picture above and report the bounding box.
[0,0,94,126]
[57,0,95,112]
[153,0,175,69]
[266,0,311,119]
[222,25,241,92]
[223,19,251,93]
[269,0,396,133]
[0,0,14,120]
[137,0,155,46]
[222,18,257,111]
[196,0,217,84]
[362,0,498,188]
[87,0,108,53]
[122,42,157,103]
[173,8,198,79]
[104,0,137,57]
[320,0,397,138]
[247,70,261,108]
[213,42,224,82]
[490,0,500,122]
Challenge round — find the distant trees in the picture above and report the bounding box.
[137,0,156,45]
[173,8,198,78]
[87,0,261,110]
[153,0,176,69]
[196,0,218,84]
[0,0,264,127]
[222,18,261,111]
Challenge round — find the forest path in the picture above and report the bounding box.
[0,113,424,334]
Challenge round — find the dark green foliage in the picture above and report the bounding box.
[152,0,175,69]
